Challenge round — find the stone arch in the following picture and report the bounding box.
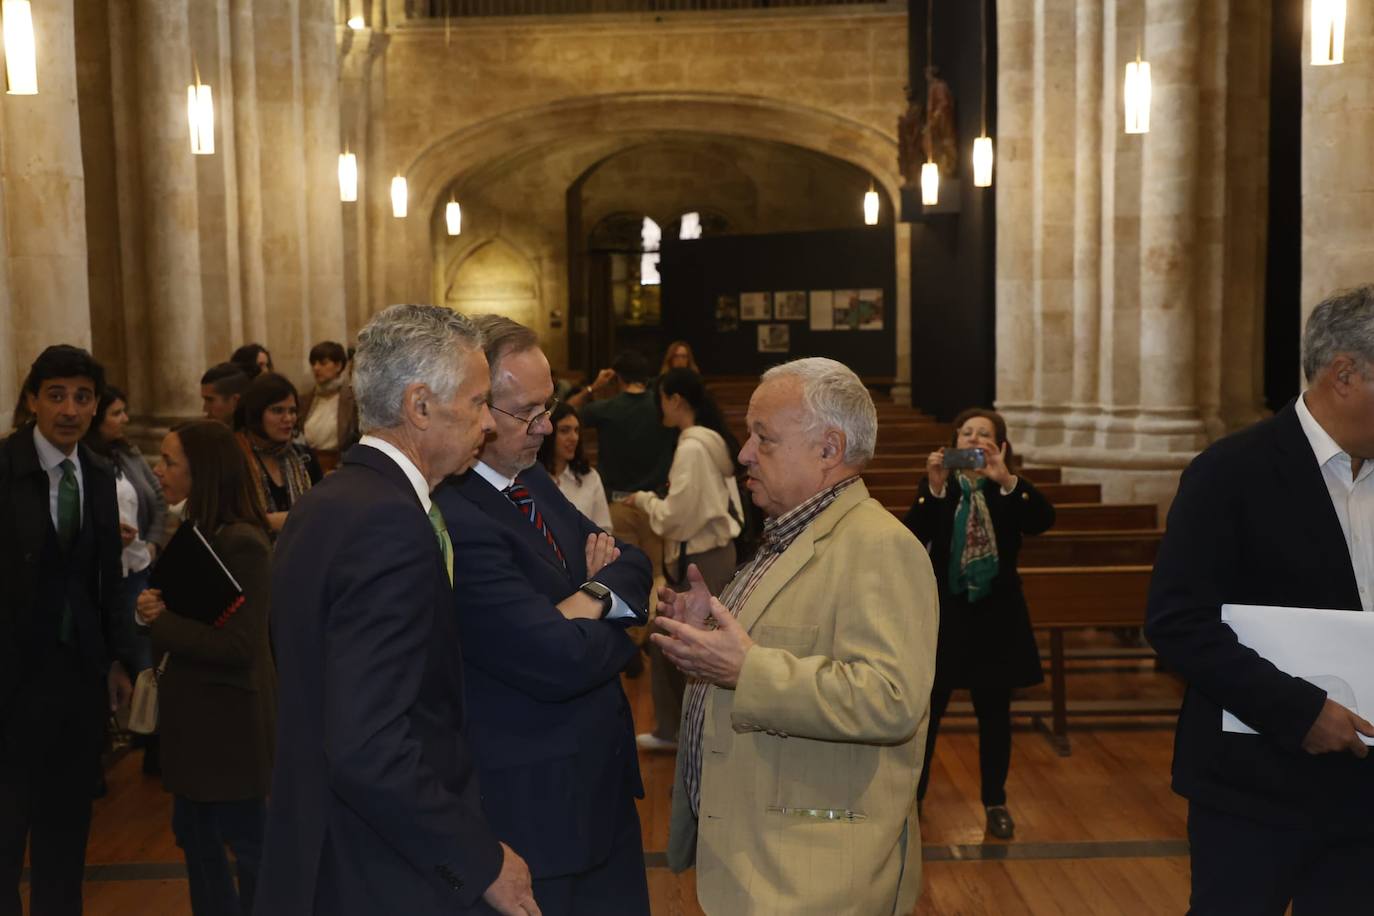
[442,237,542,331]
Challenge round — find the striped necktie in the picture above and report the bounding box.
[505,480,565,566]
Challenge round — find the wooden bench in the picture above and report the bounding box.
[1019,529,1163,567]
[885,501,1158,530]
[865,480,1103,506]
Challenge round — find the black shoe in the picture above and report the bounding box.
[985,805,1014,839]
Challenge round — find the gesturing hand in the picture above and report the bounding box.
[584,532,620,578]
[1302,698,1374,757]
[655,563,714,630]
[481,842,541,916]
[652,597,754,688]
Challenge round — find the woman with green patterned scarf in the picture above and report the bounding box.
[902,408,1055,840]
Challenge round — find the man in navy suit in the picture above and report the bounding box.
[433,316,651,916]
[0,345,134,916]
[258,305,540,916]
[1147,286,1374,915]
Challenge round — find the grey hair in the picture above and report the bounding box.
[761,357,877,466]
[1303,285,1374,382]
[470,314,539,392]
[352,304,484,432]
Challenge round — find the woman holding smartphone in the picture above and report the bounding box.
[902,407,1055,839]
[136,420,275,915]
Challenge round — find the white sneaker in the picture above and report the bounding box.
[636,733,678,752]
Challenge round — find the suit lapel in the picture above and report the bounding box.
[735,481,870,635]
[1270,401,1364,606]
[455,471,569,577]
[10,426,58,559]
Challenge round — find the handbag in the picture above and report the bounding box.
[127,653,169,736]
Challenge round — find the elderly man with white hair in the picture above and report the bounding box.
[258,305,541,916]
[652,357,938,915]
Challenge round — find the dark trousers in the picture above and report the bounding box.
[530,793,649,916]
[917,684,1012,807]
[1187,801,1374,916]
[0,649,105,916]
[171,796,265,916]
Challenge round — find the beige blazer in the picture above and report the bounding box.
[669,480,939,915]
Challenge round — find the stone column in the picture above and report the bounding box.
[3,0,93,366]
[1134,0,1205,452]
[230,0,268,344]
[993,0,1036,423]
[134,0,208,419]
[1302,0,1374,325]
[300,0,347,358]
[1067,0,1103,445]
[892,219,912,404]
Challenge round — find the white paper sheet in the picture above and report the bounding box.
[1221,603,1374,744]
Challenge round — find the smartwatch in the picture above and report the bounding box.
[579,580,613,617]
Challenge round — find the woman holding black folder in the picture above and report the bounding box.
[137,419,275,916]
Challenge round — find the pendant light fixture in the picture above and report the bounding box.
[921,0,940,206]
[2,0,37,95]
[1311,0,1346,65]
[187,63,215,155]
[1124,33,1151,135]
[445,197,462,236]
[338,150,358,202]
[390,175,408,218]
[863,182,880,225]
[971,0,994,187]
[346,0,365,30]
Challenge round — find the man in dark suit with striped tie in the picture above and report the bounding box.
[433,316,652,916]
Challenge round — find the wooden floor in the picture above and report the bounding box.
[50,630,1191,915]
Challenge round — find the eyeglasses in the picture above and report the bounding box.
[488,396,558,434]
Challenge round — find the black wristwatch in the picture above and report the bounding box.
[579,580,613,617]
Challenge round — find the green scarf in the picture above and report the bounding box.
[948,472,999,602]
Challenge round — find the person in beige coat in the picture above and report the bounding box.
[653,357,939,916]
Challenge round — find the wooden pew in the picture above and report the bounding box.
[885,501,1158,530]
[864,480,1103,506]
[1019,529,1163,567]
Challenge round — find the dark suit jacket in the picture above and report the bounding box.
[257,445,503,916]
[1145,399,1372,828]
[902,474,1055,689]
[0,423,132,746]
[151,522,276,802]
[433,463,650,879]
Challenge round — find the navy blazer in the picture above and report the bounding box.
[0,424,131,723]
[1146,399,1373,828]
[257,445,503,916]
[433,463,650,879]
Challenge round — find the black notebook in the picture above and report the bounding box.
[148,521,245,628]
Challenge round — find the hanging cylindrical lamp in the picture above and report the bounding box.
[2,0,37,95]
[1311,0,1346,65]
[862,183,880,226]
[186,64,215,155]
[972,0,994,187]
[1123,33,1151,135]
[445,198,462,236]
[390,175,408,218]
[338,151,358,202]
[921,161,939,206]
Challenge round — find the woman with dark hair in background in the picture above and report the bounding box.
[229,343,272,380]
[902,407,1055,840]
[626,368,743,752]
[137,419,274,916]
[83,386,167,674]
[235,373,317,533]
[298,340,359,474]
[537,401,612,532]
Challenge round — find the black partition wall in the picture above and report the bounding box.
[659,227,897,379]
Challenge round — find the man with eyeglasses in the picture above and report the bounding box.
[432,316,652,916]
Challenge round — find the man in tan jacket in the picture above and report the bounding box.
[653,357,939,915]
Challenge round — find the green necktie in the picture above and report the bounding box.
[427,503,454,586]
[56,459,79,644]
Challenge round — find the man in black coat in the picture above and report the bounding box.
[1146,286,1374,915]
[433,317,651,916]
[257,306,540,916]
[0,345,134,916]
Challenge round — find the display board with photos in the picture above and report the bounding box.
[733,287,885,351]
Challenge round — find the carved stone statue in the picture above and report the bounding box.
[924,65,959,179]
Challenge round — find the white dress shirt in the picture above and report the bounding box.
[33,427,84,534]
[554,465,613,533]
[358,435,432,512]
[1296,394,1374,612]
[472,461,633,620]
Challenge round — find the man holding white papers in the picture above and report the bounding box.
[1146,286,1374,915]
